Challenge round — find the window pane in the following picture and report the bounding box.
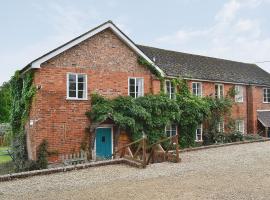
[129,92,136,98]
[69,83,76,90]
[129,85,135,93]
[78,82,84,91]
[197,83,201,96]
[220,85,223,97]
[69,90,76,98]
[137,78,143,97]
[129,78,135,85]
[166,130,171,137]
[78,90,84,99]
[215,85,218,98]
[69,74,76,82]
[78,74,85,83]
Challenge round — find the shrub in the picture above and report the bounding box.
[36,140,49,169]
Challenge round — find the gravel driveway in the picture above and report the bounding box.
[1,141,270,200]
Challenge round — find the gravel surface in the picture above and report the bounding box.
[1,141,270,200]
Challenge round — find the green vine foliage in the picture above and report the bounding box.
[9,70,36,171]
[174,79,210,147]
[137,57,165,93]
[87,94,181,145]
[87,78,233,148]
[137,56,162,79]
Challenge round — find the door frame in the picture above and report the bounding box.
[94,125,114,159]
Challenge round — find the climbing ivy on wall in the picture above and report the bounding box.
[9,70,36,171]
[87,78,234,148]
[137,56,165,93]
[87,93,181,145]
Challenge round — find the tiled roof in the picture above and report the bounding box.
[137,45,270,86]
[257,111,270,127]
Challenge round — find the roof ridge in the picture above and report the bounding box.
[137,44,257,66]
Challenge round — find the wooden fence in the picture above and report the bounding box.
[113,134,180,168]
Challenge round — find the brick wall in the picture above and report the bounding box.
[188,81,248,133]
[25,28,270,161]
[247,86,270,134]
[26,29,160,160]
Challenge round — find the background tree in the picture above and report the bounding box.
[0,81,11,123]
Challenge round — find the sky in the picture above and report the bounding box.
[1,0,270,84]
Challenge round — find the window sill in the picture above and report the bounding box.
[66,98,88,101]
[235,101,244,103]
[263,102,270,104]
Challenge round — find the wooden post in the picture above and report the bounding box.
[265,127,268,138]
[142,132,147,168]
[175,134,180,163]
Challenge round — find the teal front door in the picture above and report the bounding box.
[96,128,112,158]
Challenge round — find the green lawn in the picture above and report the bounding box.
[0,146,12,164]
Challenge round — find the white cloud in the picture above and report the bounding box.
[154,0,270,72]
[0,2,101,84]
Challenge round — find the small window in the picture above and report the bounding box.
[165,80,176,99]
[195,124,203,141]
[217,120,224,133]
[235,85,244,102]
[192,82,202,97]
[165,124,177,137]
[67,73,87,100]
[215,84,224,99]
[129,78,144,98]
[263,88,270,103]
[235,120,244,134]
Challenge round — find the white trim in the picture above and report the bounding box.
[128,77,144,98]
[235,85,244,103]
[66,73,88,100]
[165,123,178,137]
[257,110,270,112]
[217,120,225,132]
[263,88,270,103]
[192,82,203,97]
[29,21,164,77]
[235,120,245,134]
[215,83,224,99]
[94,125,114,160]
[165,80,176,99]
[195,124,203,142]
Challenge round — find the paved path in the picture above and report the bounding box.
[1,141,270,200]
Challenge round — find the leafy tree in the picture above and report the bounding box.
[0,81,11,123]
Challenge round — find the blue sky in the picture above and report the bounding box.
[1,0,270,84]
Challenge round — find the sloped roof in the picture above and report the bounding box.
[21,21,164,76]
[137,45,270,86]
[257,111,270,127]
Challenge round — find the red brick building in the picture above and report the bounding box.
[21,21,270,161]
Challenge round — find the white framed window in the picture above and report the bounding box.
[195,124,203,141]
[235,85,244,102]
[263,88,270,103]
[192,82,202,97]
[67,73,87,100]
[128,78,144,98]
[165,80,176,99]
[215,84,224,99]
[165,124,177,137]
[217,120,224,132]
[235,120,244,134]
